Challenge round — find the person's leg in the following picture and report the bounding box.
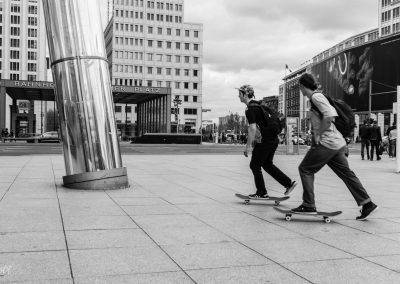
[370,140,375,160]
[365,139,370,159]
[261,140,292,187]
[360,140,365,159]
[298,145,337,207]
[327,147,371,206]
[388,139,393,158]
[250,144,268,195]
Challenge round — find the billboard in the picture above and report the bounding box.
[311,33,400,112]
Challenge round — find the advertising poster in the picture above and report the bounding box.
[311,33,400,113]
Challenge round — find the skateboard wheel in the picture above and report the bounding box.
[244,200,250,205]
[275,201,280,206]
[285,215,292,221]
[324,217,331,223]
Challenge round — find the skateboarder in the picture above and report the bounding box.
[293,73,378,220]
[237,84,297,200]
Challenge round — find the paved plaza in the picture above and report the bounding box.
[1,149,400,283]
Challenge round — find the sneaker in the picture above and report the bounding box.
[377,157,381,160]
[248,193,269,200]
[291,205,317,214]
[284,181,297,196]
[356,202,379,221]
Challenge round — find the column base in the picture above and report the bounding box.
[63,167,129,190]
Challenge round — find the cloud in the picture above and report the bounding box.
[185,0,377,121]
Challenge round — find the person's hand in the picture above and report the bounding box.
[243,145,251,157]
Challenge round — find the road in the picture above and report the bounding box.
[0,141,362,156]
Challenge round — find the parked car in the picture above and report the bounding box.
[292,136,306,145]
[27,131,61,143]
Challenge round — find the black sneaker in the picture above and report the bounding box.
[248,193,269,200]
[356,202,379,221]
[291,205,317,214]
[284,181,297,196]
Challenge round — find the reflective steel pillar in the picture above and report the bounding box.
[42,0,129,189]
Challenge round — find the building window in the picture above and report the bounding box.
[157,41,162,48]
[148,40,153,47]
[175,55,180,63]
[184,43,190,50]
[148,26,153,33]
[193,83,198,90]
[194,44,199,51]
[11,39,20,47]
[175,42,181,49]
[28,17,37,26]
[184,56,190,63]
[193,96,198,102]
[185,30,190,37]
[157,67,162,75]
[28,5,38,14]
[184,69,189,76]
[194,57,199,64]
[115,106,122,112]
[175,82,180,89]
[176,29,180,36]
[175,68,180,76]
[10,62,20,71]
[193,70,198,77]
[28,63,36,71]
[10,50,19,59]
[28,40,37,49]
[184,108,197,115]
[166,68,171,75]
[194,31,199,38]
[157,27,162,34]
[184,95,188,102]
[28,28,37,37]
[11,27,20,36]
[184,82,189,89]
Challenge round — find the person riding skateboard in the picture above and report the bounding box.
[292,73,378,221]
[237,84,297,200]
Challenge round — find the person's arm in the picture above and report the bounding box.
[244,123,256,157]
[314,117,334,144]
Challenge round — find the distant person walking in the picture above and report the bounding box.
[292,73,378,220]
[237,84,297,199]
[387,122,396,159]
[369,120,382,161]
[359,119,371,160]
[388,123,397,160]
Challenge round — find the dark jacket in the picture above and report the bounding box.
[359,124,370,139]
[369,125,382,142]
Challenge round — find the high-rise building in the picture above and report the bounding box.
[104,0,203,136]
[0,0,53,135]
[379,0,400,37]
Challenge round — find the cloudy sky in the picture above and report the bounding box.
[100,0,378,122]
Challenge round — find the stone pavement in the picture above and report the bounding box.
[0,151,400,283]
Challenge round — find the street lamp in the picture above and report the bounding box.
[173,97,182,133]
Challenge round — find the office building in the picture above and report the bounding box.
[379,0,400,36]
[0,0,53,135]
[104,0,203,136]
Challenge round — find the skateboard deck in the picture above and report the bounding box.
[235,193,289,206]
[273,206,342,223]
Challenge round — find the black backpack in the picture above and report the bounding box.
[250,101,283,136]
[310,93,356,139]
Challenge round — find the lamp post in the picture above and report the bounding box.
[173,97,182,133]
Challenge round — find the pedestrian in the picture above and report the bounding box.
[369,120,382,161]
[292,73,378,220]
[359,119,371,160]
[237,84,297,200]
[386,122,396,158]
[388,123,397,160]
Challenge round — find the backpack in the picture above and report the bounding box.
[310,93,356,139]
[250,101,284,137]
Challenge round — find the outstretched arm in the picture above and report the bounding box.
[244,123,257,157]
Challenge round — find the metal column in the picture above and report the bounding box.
[42,0,129,189]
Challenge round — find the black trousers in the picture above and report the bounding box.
[250,138,292,195]
[360,138,370,159]
[370,139,380,160]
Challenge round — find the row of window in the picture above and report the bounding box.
[2,26,37,37]
[11,5,38,14]
[10,15,37,26]
[112,77,199,90]
[9,39,37,48]
[114,105,198,116]
[115,0,183,12]
[115,22,199,38]
[382,0,393,7]
[7,50,37,60]
[113,64,199,77]
[8,62,37,71]
[0,73,37,81]
[115,9,182,23]
[114,51,200,64]
[114,37,200,51]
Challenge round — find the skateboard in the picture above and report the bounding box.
[273,207,342,223]
[235,193,289,206]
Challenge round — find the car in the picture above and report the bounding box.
[27,131,61,143]
[292,136,306,145]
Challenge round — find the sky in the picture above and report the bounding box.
[99,0,378,123]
